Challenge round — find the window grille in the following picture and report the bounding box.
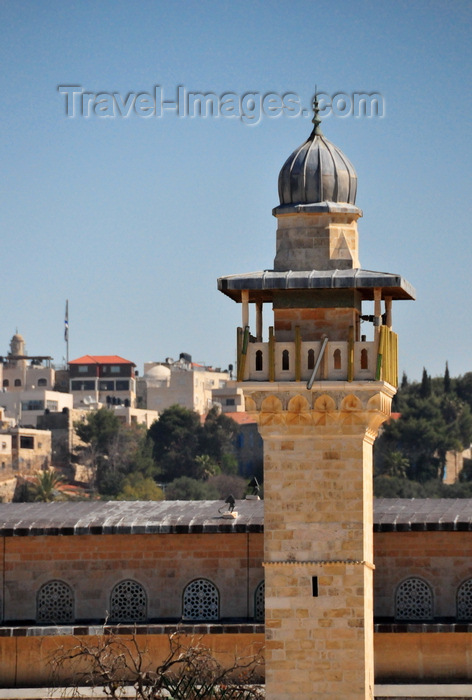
[37,580,74,624]
[457,579,472,620]
[395,577,433,620]
[183,579,219,620]
[110,580,147,622]
[255,581,265,621]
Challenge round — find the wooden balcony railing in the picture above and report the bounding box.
[236,325,398,387]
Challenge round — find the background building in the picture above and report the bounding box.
[0,333,70,429]
[1,333,55,392]
[69,355,137,408]
[0,389,73,428]
[138,353,229,415]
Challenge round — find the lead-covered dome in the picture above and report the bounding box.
[278,102,357,207]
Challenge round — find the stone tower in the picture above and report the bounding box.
[218,100,415,699]
[8,332,27,369]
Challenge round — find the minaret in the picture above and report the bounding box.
[218,99,415,700]
[8,332,27,369]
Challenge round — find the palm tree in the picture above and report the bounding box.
[382,450,409,479]
[195,454,220,480]
[30,470,65,502]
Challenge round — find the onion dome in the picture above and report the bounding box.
[278,96,357,207]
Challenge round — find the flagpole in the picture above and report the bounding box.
[64,300,69,365]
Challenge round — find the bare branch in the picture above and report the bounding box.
[50,628,264,699]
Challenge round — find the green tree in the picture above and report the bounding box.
[75,408,121,453]
[377,398,440,482]
[459,458,472,482]
[147,405,239,483]
[444,361,451,394]
[199,407,239,474]
[165,476,220,500]
[74,409,158,497]
[376,450,409,479]
[419,367,432,398]
[195,454,221,480]
[456,372,472,411]
[148,405,202,482]
[375,372,472,485]
[30,469,65,502]
[374,475,426,498]
[374,475,472,498]
[99,428,159,497]
[117,473,164,501]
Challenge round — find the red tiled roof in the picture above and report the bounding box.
[69,355,135,366]
[225,412,258,425]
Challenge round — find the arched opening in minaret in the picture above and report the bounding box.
[333,348,342,370]
[282,349,290,371]
[361,348,368,370]
[307,348,315,370]
[255,350,263,372]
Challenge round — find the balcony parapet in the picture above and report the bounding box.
[236,326,398,387]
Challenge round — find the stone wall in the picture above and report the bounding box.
[374,531,472,619]
[1,531,263,623]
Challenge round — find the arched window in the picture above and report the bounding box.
[360,348,368,370]
[2,379,9,388]
[14,379,21,387]
[37,580,74,624]
[307,349,315,370]
[282,349,290,371]
[183,579,219,620]
[333,349,342,370]
[457,579,472,620]
[110,579,147,622]
[255,581,265,622]
[395,577,433,621]
[255,350,263,372]
[38,378,47,387]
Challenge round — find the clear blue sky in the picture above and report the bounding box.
[1,0,470,381]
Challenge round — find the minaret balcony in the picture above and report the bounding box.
[236,327,398,387]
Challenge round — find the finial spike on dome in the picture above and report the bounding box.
[312,90,323,136]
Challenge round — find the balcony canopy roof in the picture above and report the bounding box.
[217,268,416,303]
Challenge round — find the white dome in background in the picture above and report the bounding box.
[144,364,171,385]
